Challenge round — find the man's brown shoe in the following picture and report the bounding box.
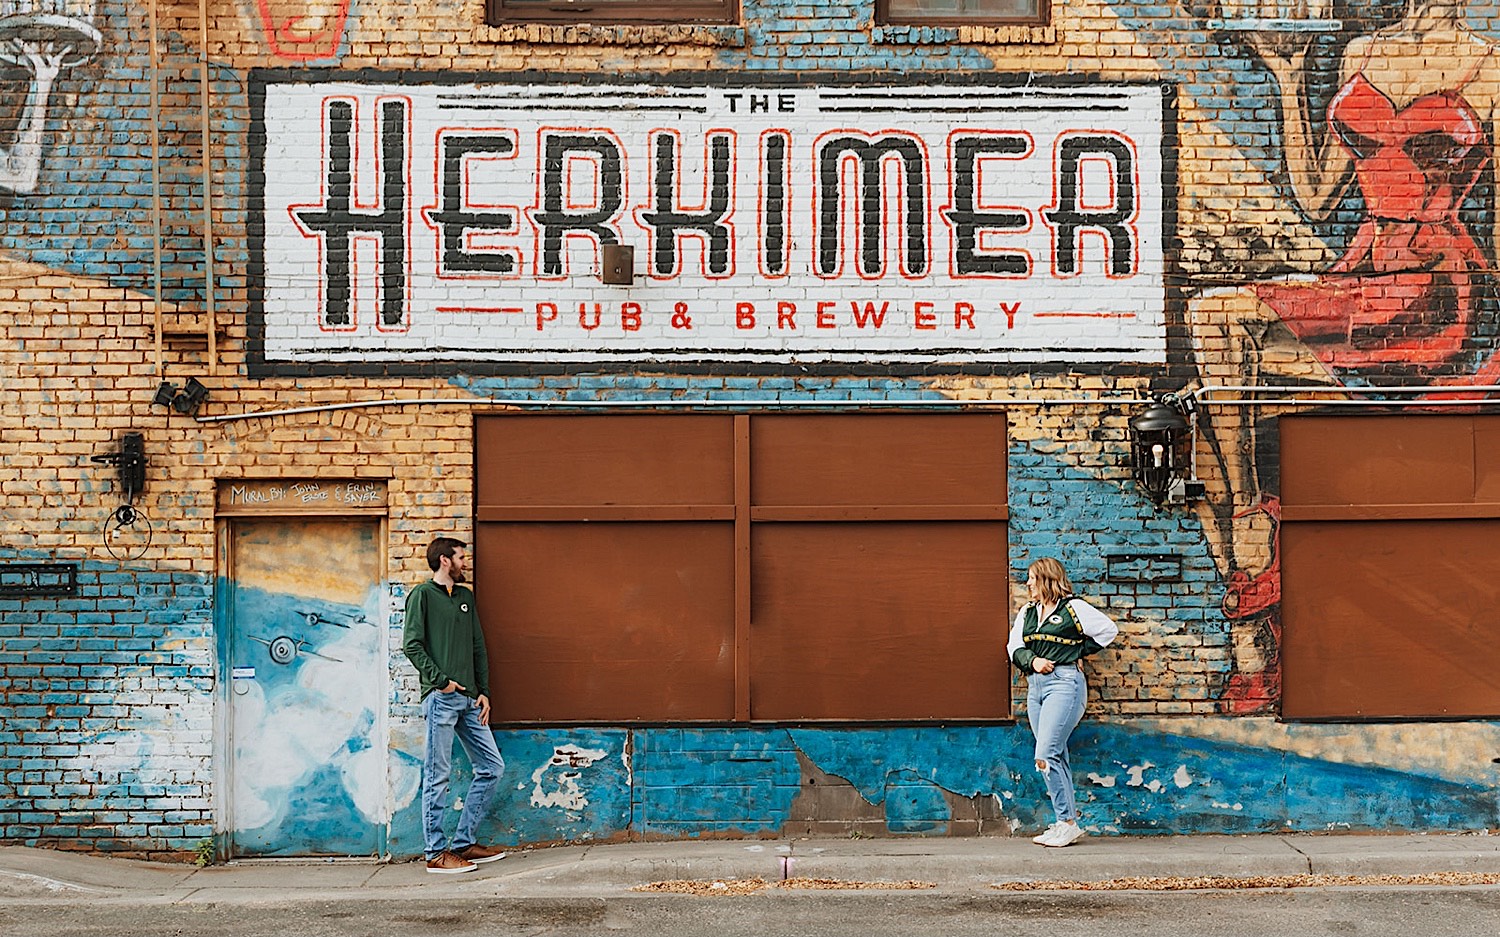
[425,851,477,874]
[456,844,507,864]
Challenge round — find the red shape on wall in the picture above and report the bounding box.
[255,0,352,61]
[1256,74,1489,377]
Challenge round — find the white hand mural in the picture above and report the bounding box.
[0,4,102,194]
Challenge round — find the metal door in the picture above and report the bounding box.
[223,518,385,856]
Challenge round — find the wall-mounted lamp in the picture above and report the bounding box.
[1128,393,1200,505]
[153,377,210,415]
[90,431,147,506]
[601,244,635,285]
[89,432,153,560]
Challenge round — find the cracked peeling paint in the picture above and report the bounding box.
[530,744,610,811]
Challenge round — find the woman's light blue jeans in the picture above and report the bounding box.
[422,690,505,859]
[1026,664,1087,824]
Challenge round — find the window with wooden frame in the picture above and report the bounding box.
[487,0,738,24]
[878,0,1048,25]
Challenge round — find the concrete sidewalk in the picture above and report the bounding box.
[2,834,1499,904]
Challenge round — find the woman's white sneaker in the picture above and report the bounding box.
[1031,822,1062,845]
[1040,821,1084,847]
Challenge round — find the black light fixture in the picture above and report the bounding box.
[90,432,155,561]
[90,431,148,513]
[1128,393,1195,505]
[153,377,210,415]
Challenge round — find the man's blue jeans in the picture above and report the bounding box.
[1026,664,1087,824]
[422,690,504,859]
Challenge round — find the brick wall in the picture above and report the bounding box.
[1,0,1497,856]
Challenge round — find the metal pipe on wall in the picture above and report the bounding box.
[193,394,1154,424]
[148,0,163,376]
[198,0,216,373]
[1195,383,1500,400]
[193,382,1500,426]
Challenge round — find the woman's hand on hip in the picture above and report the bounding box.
[1032,658,1055,674]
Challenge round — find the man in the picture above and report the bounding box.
[403,536,507,873]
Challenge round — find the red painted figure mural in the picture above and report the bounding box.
[1192,0,1500,712]
[254,0,351,61]
[1251,0,1500,381]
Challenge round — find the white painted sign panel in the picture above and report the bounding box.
[254,78,1169,368]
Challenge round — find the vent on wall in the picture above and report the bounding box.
[0,563,79,597]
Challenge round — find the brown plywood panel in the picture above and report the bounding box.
[1282,519,1500,719]
[475,414,734,507]
[1281,415,1474,507]
[1280,503,1500,522]
[750,414,1007,507]
[475,522,735,722]
[749,522,1010,720]
[1473,417,1500,504]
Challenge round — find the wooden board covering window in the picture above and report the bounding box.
[486,0,737,25]
[878,0,1048,26]
[1280,414,1500,719]
[474,412,1009,724]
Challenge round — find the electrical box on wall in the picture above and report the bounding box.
[91,431,147,502]
[601,244,634,285]
[1167,478,1206,504]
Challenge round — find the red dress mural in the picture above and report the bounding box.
[1253,70,1491,377]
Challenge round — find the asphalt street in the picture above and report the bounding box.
[4,835,1500,937]
[5,889,1500,937]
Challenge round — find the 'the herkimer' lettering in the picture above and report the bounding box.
[816,134,928,279]
[638,131,735,278]
[1045,134,1137,277]
[294,98,409,328]
[533,133,625,278]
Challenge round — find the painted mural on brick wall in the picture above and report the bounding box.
[10,0,1500,860]
[388,722,1497,852]
[1175,0,1500,712]
[0,1,240,302]
[0,1,99,194]
[250,75,1169,371]
[251,0,351,61]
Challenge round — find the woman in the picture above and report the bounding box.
[1008,557,1118,848]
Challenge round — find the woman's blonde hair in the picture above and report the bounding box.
[1026,557,1073,605]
